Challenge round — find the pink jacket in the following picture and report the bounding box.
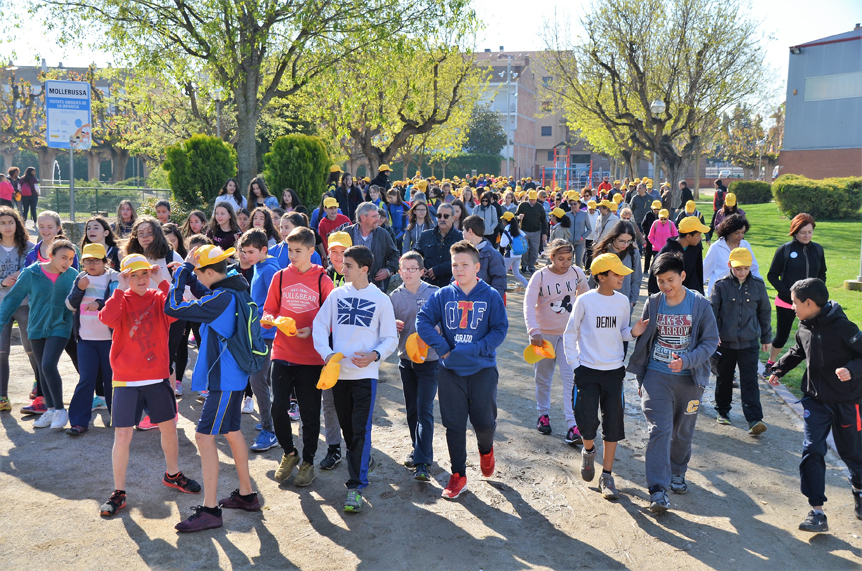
[648,219,678,251]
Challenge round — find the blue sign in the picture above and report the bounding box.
[45,80,92,149]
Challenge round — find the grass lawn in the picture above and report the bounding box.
[696,194,862,396]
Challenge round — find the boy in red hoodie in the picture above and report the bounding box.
[263,227,335,487]
[97,254,201,517]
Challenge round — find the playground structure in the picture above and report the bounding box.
[540,146,609,190]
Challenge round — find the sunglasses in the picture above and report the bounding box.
[439,214,452,219]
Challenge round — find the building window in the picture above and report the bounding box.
[541,126,552,137]
[804,71,862,102]
[542,76,553,87]
[547,151,554,161]
[542,101,552,112]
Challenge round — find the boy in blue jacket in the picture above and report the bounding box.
[166,245,261,532]
[238,229,281,452]
[416,240,508,500]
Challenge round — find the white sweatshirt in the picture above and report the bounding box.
[312,282,398,380]
[563,289,634,370]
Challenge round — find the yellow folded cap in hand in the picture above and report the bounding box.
[405,332,429,363]
[317,353,344,390]
[261,315,297,337]
[523,340,556,364]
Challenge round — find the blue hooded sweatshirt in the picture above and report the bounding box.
[269,241,322,270]
[250,255,281,340]
[416,278,508,376]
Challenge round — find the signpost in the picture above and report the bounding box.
[45,80,92,222]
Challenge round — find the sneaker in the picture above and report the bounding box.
[670,474,688,494]
[748,420,767,435]
[163,471,202,494]
[442,473,467,499]
[175,506,223,533]
[343,490,364,513]
[480,447,495,477]
[66,425,89,436]
[649,490,670,514]
[732,378,740,389]
[100,490,126,517]
[21,396,46,415]
[294,461,315,487]
[716,413,731,425]
[536,414,552,435]
[320,447,342,470]
[136,416,157,431]
[255,423,263,431]
[175,381,183,396]
[29,381,37,400]
[33,409,55,428]
[50,409,68,429]
[413,464,431,482]
[288,401,300,422]
[854,489,862,521]
[274,452,300,483]
[762,362,773,378]
[197,391,208,404]
[250,430,279,452]
[599,473,619,500]
[241,396,254,414]
[92,396,107,410]
[219,489,261,511]
[565,426,583,447]
[0,396,10,412]
[581,447,597,482]
[798,510,828,532]
[404,451,415,468]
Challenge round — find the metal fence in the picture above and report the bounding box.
[38,185,171,219]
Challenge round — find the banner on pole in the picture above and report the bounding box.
[45,80,92,149]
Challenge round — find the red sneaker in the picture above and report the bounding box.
[136,416,157,431]
[21,396,46,415]
[480,447,495,477]
[442,473,467,500]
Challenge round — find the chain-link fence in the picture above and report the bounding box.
[37,185,171,219]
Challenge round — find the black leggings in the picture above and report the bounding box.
[772,306,797,349]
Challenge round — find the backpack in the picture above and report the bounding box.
[510,231,528,256]
[221,288,269,375]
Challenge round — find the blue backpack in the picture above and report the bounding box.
[510,231,528,256]
[221,289,269,375]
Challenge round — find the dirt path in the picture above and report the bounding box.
[1,287,862,570]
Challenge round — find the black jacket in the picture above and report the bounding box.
[344,224,399,287]
[516,202,549,234]
[709,272,772,349]
[415,226,463,287]
[647,237,704,295]
[773,302,862,404]
[679,186,694,208]
[369,172,391,192]
[641,211,657,251]
[767,239,827,304]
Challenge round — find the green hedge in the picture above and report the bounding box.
[772,175,862,220]
[163,134,237,208]
[263,134,330,209]
[728,180,772,204]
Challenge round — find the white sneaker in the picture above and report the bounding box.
[50,409,68,429]
[241,396,255,414]
[175,381,183,396]
[33,410,55,428]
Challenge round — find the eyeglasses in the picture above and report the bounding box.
[439,214,452,219]
[399,267,422,273]
[615,238,634,245]
[137,230,154,238]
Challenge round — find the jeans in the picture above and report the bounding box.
[437,366,498,475]
[0,304,37,397]
[248,339,273,432]
[332,378,377,490]
[573,241,586,268]
[21,195,38,224]
[30,336,69,410]
[714,343,762,422]
[399,359,439,466]
[800,398,862,506]
[270,360,322,464]
[68,339,112,427]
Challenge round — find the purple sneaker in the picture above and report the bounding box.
[219,489,261,512]
[175,506,223,533]
[536,414,551,435]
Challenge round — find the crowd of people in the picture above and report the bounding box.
[0,163,860,535]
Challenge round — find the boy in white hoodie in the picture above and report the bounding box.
[312,245,398,513]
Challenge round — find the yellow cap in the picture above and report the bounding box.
[194,245,236,269]
[415,180,428,192]
[261,315,297,337]
[551,207,566,219]
[729,247,753,267]
[659,209,669,219]
[317,353,343,390]
[327,231,352,251]
[329,164,342,173]
[598,199,613,209]
[527,190,538,200]
[323,197,339,208]
[678,216,710,234]
[405,333,430,363]
[587,200,597,208]
[609,202,619,212]
[523,340,556,364]
[363,177,370,183]
[651,200,662,210]
[82,243,107,260]
[685,200,696,214]
[120,254,151,274]
[612,194,623,203]
[614,180,621,185]
[379,164,392,172]
[501,211,515,221]
[725,193,737,206]
[590,253,634,276]
[568,192,581,200]
[634,178,641,183]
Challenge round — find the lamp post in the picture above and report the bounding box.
[498,53,517,178]
[213,86,224,138]
[650,99,666,185]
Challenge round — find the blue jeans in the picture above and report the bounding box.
[399,358,439,466]
[30,336,69,410]
[68,339,113,427]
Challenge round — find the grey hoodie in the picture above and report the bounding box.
[389,281,439,361]
[0,241,35,306]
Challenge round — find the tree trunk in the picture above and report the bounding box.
[111,148,130,183]
[234,85,261,192]
[693,140,702,199]
[1,151,15,174]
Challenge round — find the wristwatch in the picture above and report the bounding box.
[372,350,380,362]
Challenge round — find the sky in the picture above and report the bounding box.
[5,0,862,106]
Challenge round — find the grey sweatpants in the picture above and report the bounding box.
[249,339,274,432]
[573,241,585,268]
[322,387,342,447]
[534,334,575,428]
[640,369,704,492]
[523,230,542,270]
